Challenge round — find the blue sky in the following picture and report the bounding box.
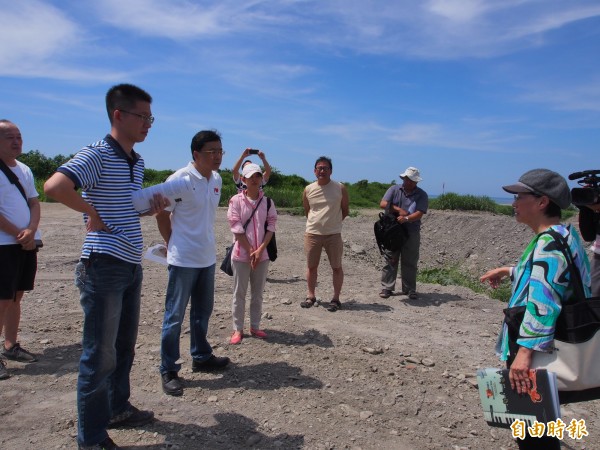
[1,0,599,197]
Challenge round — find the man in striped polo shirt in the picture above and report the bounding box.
[45,84,169,450]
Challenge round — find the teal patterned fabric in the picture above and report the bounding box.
[497,224,591,361]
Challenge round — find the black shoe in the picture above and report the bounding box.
[2,343,37,362]
[192,354,230,372]
[108,405,154,429]
[162,371,183,396]
[78,437,120,449]
[0,358,9,380]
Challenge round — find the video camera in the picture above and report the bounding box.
[569,170,600,206]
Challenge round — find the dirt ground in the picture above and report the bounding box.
[1,203,598,450]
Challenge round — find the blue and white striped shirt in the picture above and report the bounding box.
[58,135,145,264]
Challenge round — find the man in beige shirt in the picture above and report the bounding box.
[301,156,349,312]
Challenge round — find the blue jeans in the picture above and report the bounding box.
[160,264,215,374]
[75,253,143,446]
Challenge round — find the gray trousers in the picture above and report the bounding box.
[232,259,269,331]
[592,253,600,297]
[380,230,421,293]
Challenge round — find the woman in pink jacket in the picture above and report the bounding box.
[227,163,277,345]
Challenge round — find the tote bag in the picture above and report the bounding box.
[265,197,277,262]
[220,246,234,276]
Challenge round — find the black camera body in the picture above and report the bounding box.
[569,170,600,206]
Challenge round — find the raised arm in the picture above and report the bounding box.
[258,151,272,182]
[232,149,251,183]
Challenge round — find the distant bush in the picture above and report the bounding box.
[19,150,74,202]
[34,179,47,202]
[430,192,503,214]
[495,204,515,216]
[263,187,304,208]
[218,166,309,207]
[18,150,73,182]
[430,192,577,221]
[345,180,390,208]
[266,167,308,190]
[144,168,174,186]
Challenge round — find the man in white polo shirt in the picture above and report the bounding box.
[156,129,230,396]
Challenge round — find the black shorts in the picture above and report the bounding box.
[0,245,38,300]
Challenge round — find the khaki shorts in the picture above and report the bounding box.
[304,233,343,269]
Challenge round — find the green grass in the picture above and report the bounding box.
[430,192,517,216]
[430,192,577,220]
[417,265,512,302]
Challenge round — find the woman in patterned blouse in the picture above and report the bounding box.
[480,169,591,450]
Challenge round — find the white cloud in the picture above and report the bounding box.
[318,119,529,154]
[284,0,600,59]
[0,2,77,69]
[93,0,292,39]
[387,122,533,153]
[3,0,599,86]
[74,0,600,57]
[318,121,388,141]
[426,0,491,23]
[520,79,600,112]
[0,1,127,80]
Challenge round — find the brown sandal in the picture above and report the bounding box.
[301,297,317,308]
[327,299,341,312]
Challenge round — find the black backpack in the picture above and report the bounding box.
[374,212,407,254]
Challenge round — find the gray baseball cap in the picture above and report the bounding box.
[502,168,571,209]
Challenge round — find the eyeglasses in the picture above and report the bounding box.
[119,110,155,124]
[201,150,226,156]
[513,193,541,201]
[315,166,331,172]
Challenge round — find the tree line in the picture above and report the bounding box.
[19,150,393,210]
[19,149,520,216]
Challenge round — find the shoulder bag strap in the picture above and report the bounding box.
[0,159,28,202]
[242,196,264,231]
[545,228,587,302]
[385,185,402,215]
